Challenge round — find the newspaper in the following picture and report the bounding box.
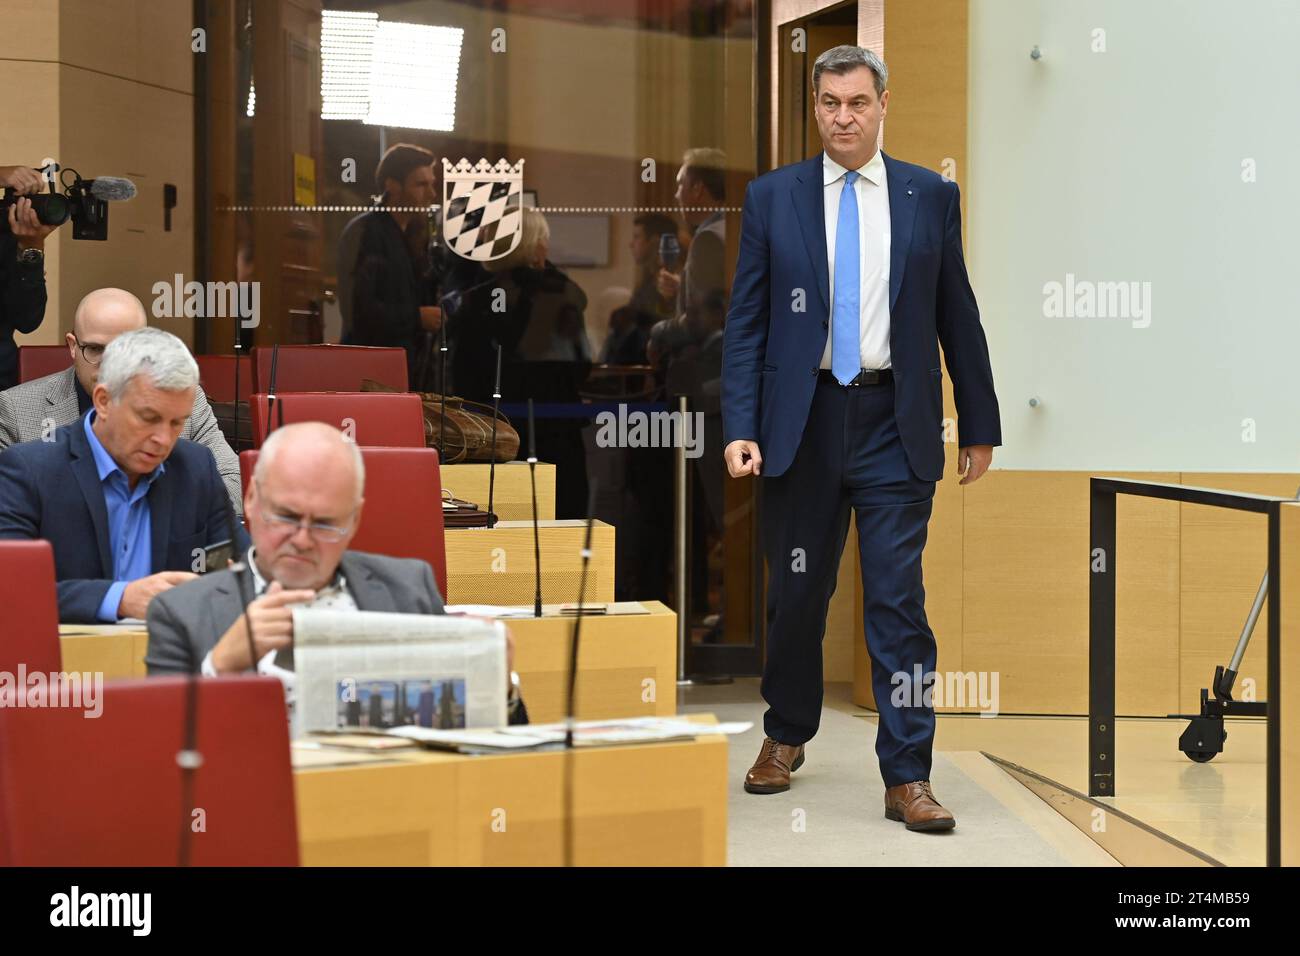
[387,716,754,752]
[293,608,507,735]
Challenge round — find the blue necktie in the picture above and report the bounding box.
[832,170,860,386]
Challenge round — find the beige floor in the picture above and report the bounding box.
[680,680,1115,866]
[934,711,1266,867]
[681,679,1265,866]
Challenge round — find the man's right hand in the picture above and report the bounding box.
[0,166,44,195]
[118,571,199,620]
[724,439,763,477]
[209,580,317,674]
[656,268,681,301]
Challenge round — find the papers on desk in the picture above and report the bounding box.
[290,741,401,769]
[386,716,753,753]
[443,602,650,619]
[442,604,537,619]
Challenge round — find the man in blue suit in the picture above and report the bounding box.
[722,46,1001,831]
[0,327,245,623]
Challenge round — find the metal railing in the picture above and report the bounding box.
[1089,476,1294,866]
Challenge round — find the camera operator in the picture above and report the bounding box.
[0,165,56,390]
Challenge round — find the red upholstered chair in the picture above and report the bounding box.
[195,353,254,403]
[0,676,298,866]
[249,391,427,449]
[252,344,409,393]
[17,345,73,383]
[239,446,448,599]
[0,540,61,674]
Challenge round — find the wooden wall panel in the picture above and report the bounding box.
[961,471,1181,717]
[58,67,195,345]
[58,0,193,94]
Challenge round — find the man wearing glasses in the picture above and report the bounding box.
[0,287,242,513]
[143,421,528,726]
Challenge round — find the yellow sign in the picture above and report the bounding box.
[293,153,316,207]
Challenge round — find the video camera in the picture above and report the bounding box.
[0,163,136,241]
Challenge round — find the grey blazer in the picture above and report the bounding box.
[0,367,242,513]
[144,550,445,675]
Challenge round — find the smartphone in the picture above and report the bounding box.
[202,539,233,574]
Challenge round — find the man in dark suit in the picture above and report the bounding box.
[145,421,526,726]
[0,287,242,513]
[0,327,244,623]
[722,46,1001,830]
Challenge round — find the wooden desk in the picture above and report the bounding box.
[58,603,677,725]
[444,519,614,605]
[293,714,728,866]
[59,625,147,679]
[507,602,676,722]
[441,462,556,522]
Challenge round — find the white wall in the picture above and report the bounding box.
[968,0,1300,473]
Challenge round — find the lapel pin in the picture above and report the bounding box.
[907,189,913,196]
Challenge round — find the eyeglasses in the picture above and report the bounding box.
[72,336,106,366]
[254,481,355,543]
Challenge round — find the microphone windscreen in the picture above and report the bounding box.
[89,177,138,201]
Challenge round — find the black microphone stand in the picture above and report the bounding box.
[264,343,280,441]
[486,343,502,528]
[527,398,542,618]
[562,484,598,867]
[438,320,448,463]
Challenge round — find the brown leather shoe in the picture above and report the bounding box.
[884,780,956,831]
[744,738,805,794]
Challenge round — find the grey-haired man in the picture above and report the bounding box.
[0,327,247,622]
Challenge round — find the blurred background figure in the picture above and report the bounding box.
[337,144,443,389]
[446,207,591,518]
[599,213,678,365]
[648,148,728,637]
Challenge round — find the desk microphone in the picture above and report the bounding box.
[263,343,281,441]
[438,317,448,463]
[178,334,258,866]
[562,482,598,867]
[486,343,502,528]
[527,398,542,618]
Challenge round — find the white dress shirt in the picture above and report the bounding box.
[819,148,892,371]
[200,547,357,738]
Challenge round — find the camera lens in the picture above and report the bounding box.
[30,193,71,227]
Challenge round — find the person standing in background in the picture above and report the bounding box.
[337,144,443,388]
[0,164,57,390]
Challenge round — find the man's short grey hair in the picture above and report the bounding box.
[98,327,200,401]
[255,422,367,502]
[812,45,888,97]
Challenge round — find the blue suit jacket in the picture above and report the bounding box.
[722,152,1001,480]
[0,422,249,623]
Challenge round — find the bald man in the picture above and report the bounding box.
[0,288,242,513]
[144,421,527,727]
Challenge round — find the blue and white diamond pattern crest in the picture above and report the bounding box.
[441,158,526,262]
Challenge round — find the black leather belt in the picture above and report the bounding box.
[818,368,893,387]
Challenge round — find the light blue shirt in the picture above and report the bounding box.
[83,411,165,622]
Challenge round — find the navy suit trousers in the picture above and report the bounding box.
[759,376,938,787]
